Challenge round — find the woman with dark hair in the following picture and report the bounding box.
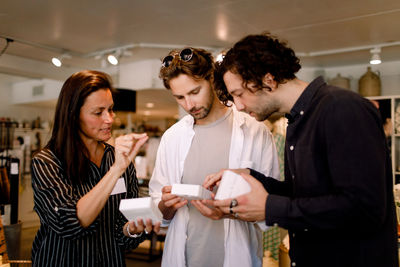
[31,70,160,267]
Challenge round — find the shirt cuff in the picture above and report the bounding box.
[161,218,171,227]
[265,194,289,226]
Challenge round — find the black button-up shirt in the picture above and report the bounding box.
[250,77,398,267]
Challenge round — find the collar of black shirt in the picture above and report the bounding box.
[286,76,325,124]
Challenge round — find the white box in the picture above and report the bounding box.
[215,170,251,200]
[119,197,162,225]
[215,170,268,231]
[171,184,213,200]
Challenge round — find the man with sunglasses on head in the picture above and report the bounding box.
[149,47,280,267]
[203,33,399,267]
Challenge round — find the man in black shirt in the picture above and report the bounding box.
[205,33,399,267]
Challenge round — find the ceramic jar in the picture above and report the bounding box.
[358,66,381,97]
[329,73,350,89]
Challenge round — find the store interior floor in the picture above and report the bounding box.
[18,226,162,267]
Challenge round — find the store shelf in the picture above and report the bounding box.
[368,95,400,183]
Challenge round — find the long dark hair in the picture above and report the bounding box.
[46,70,114,184]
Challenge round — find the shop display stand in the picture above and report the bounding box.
[367,95,400,184]
[0,156,20,225]
[0,121,20,225]
[0,121,31,265]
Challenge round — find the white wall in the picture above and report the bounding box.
[11,79,63,104]
[0,73,55,122]
[119,59,163,90]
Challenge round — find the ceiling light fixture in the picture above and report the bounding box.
[51,53,71,67]
[4,34,400,68]
[51,57,62,67]
[107,49,123,65]
[107,54,119,65]
[145,102,154,108]
[369,47,382,65]
[1,35,222,68]
[88,43,219,66]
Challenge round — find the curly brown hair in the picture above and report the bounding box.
[159,48,215,89]
[214,32,301,105]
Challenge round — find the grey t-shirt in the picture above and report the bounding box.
[182,108,233,267]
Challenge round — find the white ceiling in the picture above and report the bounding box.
[1,0,400,120]
[1,0,400,70]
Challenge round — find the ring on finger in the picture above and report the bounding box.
[144,228,150,235]
[230,198,238,209]
[234,212,239,218]
[229,206,234,215]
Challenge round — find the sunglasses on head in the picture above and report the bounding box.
[162,48,194,68]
